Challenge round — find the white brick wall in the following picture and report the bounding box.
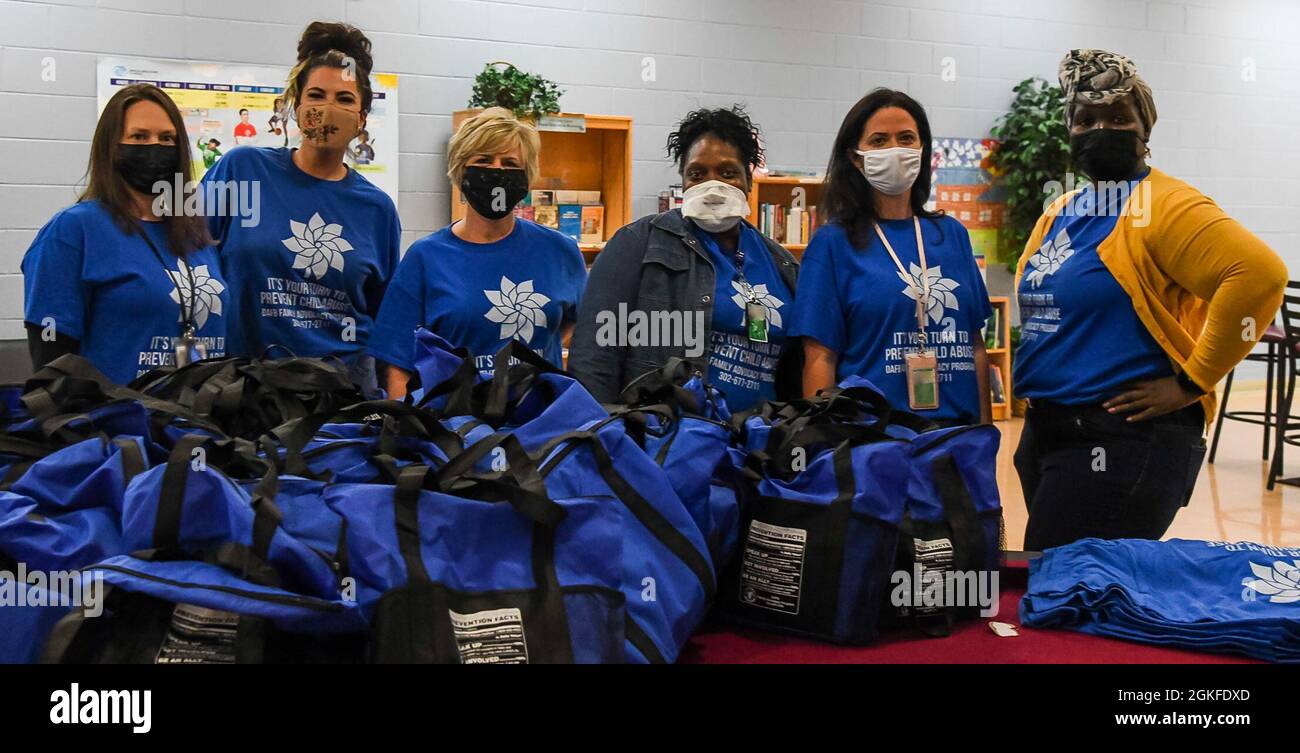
[1,0,1299,345]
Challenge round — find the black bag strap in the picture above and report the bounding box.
[153,434,285,565]
[413,354,481,415]
[930,453,989,577]
[112,438,147,487]
[375,432,565,528]
[386,457,574,664]
[271,399,464,474]
[482,341,564,425]
[617,358,702,413]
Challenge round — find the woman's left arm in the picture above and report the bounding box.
[1155,191,1289,390]
[1105,189,1288,421]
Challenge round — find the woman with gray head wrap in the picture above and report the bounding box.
[1058,48,1156,180]
[1010,49,1287,551]
[1059,49,1157,135]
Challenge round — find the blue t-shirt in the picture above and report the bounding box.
[692,222,792,412]
[1014,173,1172,404]
[22,200,229,384]
[368,219,587,376]
[201,146,400,361]
[790,216,992,422]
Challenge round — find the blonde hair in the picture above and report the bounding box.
[447,107,540,186]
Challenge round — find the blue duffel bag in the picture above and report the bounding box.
[0,436,148,573]
[415,342,716,663]
[32,555,367,663]
[330,432,625,663]
[612,359,742,573]
[720,389,914,644]
[888,422,1003,634]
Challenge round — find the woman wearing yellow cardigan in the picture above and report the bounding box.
[1013,49,1288,551]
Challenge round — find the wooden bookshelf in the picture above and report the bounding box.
[987,295,1013,421]
[449,111,633,251]
[747,174,825,260]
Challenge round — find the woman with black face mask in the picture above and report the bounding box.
[22,83,228,383]
[368,107,586,398]
[1012,49,1288,551]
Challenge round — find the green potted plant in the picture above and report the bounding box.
[467,61,564,120]
[987,77,1071,273]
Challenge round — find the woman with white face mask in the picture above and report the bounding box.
[569,106,802,410]
[790,89,993,425]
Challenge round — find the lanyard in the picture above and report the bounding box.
[137,224,198,335]
[697,226,754,299]
[872,217,931,351]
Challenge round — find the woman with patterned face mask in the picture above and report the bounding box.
[568,106,802,411]
[200,21,400,395]
[790,89,993,426]
[1012,49,1287,551]
[22,83,228,383]
[368,107,587,398]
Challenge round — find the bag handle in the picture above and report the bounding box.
[271,399,464,473]
[482,341,564,424]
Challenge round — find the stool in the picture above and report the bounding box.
[1209,323,1287,463]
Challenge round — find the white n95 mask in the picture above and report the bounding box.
[681,180,749,233]
[857,146,922,196]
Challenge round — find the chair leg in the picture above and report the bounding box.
[1269,358,1295,491]
[1210,367,1234,463]
[1264,342,1276,459]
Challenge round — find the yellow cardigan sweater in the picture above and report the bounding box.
[1015,167,1288,421]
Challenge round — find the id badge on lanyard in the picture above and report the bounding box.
[904,300,939,411]
[140,230,209,369]
[175,324,207,367]
[745,299,769,343]
[874,219,939,411]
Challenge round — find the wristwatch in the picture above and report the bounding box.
[1175,370,1206,396]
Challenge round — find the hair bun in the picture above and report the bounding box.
[296,21,373,73]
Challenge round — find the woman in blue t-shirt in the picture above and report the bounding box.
[23,83,228,384]
[201,22,400,394]
[568,106,801,412]
[790,89,992,425]
[369,107,587,398]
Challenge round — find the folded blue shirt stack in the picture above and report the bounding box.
[1020,538,1300,663]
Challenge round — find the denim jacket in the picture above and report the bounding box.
[568,208,801,404]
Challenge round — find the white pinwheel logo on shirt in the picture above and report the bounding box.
[898,264,960,325]
[484,276,550,344]
[730,281,785,329]
[282,212,354,280]
[1244,560,1300,604]
[1023,229,1074,289]
[167,259,224,329]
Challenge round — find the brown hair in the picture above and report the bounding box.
[80,83,210,255]
[285,21,374,112]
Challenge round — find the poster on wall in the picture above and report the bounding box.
[928,137,1007,267]
[96,57,399,205]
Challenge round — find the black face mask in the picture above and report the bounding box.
[1070,128,1143,183]
[460,166,529,220]
[114,143,181,195]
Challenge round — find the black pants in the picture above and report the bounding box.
[1014,400,1207,552]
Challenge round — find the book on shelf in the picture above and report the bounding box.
[757,202,819,245]
[984,305,1002,349]
[580,205,604,244]
[989,363,1007,404]
[534,204,559,229]
[557,205,583,241]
